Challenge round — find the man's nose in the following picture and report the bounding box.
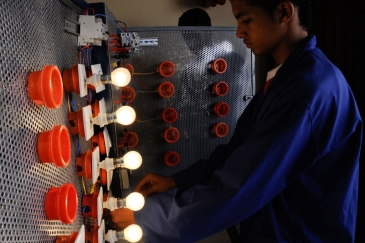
[236,26,247,39]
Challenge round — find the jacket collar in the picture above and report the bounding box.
[275,35,316,80]
[249,35,316,134]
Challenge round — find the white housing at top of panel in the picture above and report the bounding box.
[78,15,108,46]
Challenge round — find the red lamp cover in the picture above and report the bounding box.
[211,58,227,74]
[159,61,176,78]
[121,86,136,103]
[122,63,134,76]
[164,151,180,166]
[164,127,180,143]
[213,122,229,137]
[158,81,175,98]
[214,102,230,117]
[212,81,229,96]
[162,108,178,123]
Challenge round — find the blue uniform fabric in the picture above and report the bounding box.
[134,36,362,243]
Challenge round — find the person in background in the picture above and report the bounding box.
[178,8,212,26]
[178,8,213,55]
[104,1,362,242]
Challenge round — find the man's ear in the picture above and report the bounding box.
[278,1,295,23]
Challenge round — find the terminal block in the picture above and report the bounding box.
[120,32,158,50]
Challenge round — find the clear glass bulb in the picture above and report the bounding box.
[115,106,136,125]
[123,151,142,170]
[111,67,131,87]
[124,224,143,243]
[125,192,145,211]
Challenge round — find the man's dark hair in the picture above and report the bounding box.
[244,0,312,31]
[178,8,212,26]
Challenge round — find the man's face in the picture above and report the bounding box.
[230,0,284,56]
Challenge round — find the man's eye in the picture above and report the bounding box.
[242,19,251,24]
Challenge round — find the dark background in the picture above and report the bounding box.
[310,1,365,242]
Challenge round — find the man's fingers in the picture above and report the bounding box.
[135,176,150,193]
[135,182,151,194]
[139,186,156,197]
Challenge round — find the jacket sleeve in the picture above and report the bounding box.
[135,94,320,242]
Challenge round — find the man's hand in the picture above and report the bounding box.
[104,208,136,230]
[134,173,176,197]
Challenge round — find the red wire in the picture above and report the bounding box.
[116,20,129,33]
[132,76,150,90]
[104,40,130,53]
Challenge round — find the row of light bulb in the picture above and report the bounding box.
[106,223,143,243]
[99,144,144,242]
[92,103,137,127]
[89,67,144,242]
[103,192,145,242]
[87,67,132,89]
[88,67,137,126]
[99,150,142,172]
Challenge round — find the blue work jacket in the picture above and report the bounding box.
[134,35,362,243]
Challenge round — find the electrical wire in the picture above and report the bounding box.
[134,72,158,75]
[132,76,150,90]
[135,91,157,93]
[81,176,87,195]
[104,40,130,53]
[89,180,100,194]
[161,90,173,107]
[94,14,128,35]
[116,20,129,33]
[139,138,162,143]
[136,118,162,123]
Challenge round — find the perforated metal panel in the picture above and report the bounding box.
[0,0,91,242]
[116,27,254,189]
[0,1,255,240]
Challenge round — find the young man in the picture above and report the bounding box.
[105,1,362,242]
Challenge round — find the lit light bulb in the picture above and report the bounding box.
[92,105,136,127]
[111,67,131,87]
[115,106,136,125]
[104,225,143,243]
[124,224,143,243]
[103,192,145,211]
[123,151,142,170]
[99,151,142,171]
[125,192,145,211]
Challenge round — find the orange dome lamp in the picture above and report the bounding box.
[28,65,63,108]
[44,183,78,224]
[63,64,80,94]
[37,125,71,168]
